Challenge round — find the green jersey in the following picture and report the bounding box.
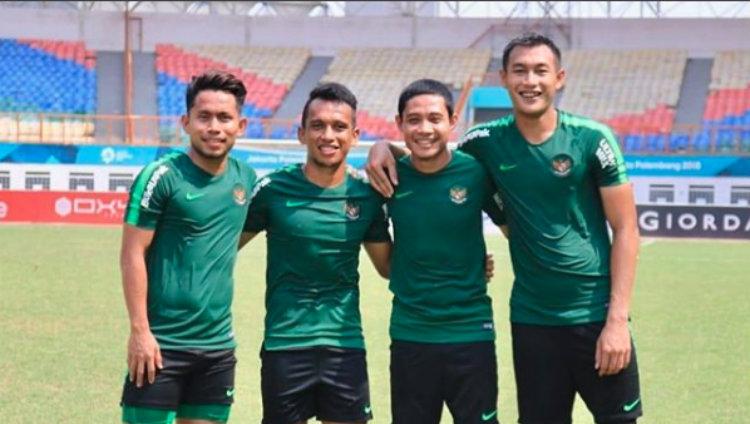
[387,151,505,343]
[458,111,628,325]
[125,153,257,350]
[244,164,390,350]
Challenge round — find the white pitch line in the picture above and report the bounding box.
[640,239,657,247]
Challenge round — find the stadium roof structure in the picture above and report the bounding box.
[2,1,749,18]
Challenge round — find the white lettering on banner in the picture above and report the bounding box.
[0,201,7,219]
[677,214,697,230]
[724,215,740,231]
[639,209,750,234]
[101,147,134,164]
[55,197,126,217]
[626,160,703,173]
[703,214,716,231]
[639,211,659,231]
[140,165,169,209]
[56,197,73,216]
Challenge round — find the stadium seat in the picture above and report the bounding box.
[0,38,97,143]
[320,47,492,140]
[155,43,310,139]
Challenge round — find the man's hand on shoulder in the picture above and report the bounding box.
[365,140,402,197]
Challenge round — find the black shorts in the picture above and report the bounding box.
[390,340,499,424]
[260,346,372,424]
[121,348,236,410]
[512,323,642,424]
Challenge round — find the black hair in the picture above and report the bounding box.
[501,32,562,71]
[397,78,454,118]
[300,82,358,127]
[185,70,246,113]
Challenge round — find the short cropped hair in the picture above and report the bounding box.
[397,78,454,118]
[301,82,358,127]
[185,70,247,113]
[502,32,562,70]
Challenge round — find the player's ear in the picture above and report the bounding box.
[449,113,458,130]
[555,67,566,91]
[499,69,508,88]
[352,126,360,146]
[237,116,248,133]
[395,114,403,128]
[297,124,306,145]
[180,114,190,131]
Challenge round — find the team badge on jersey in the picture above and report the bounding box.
[551,154,574,177]
[344,201,360,220]
[449,186,468,204]
[233,184,247,205]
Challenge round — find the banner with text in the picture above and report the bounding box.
[637,204,750,239]
[0,191,128,224]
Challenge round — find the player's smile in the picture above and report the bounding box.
[317,142,340,156]
[501,44,565,119]
[299,98,358,169]
[397,93,455,166]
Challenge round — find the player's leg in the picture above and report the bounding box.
[569,323,642,424]
[389,340,444,424]
[443,341,499,424]
[121,349,191,424]
[176,349,237,423]
[260,347,318,424]
[316,347,374,424]
[512,324,576,424]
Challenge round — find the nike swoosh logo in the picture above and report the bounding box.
[286,200,309,207]
[185,192,205,200]
[394,190,414,199]
[364,405,372,414]
[498,163,517,172]
[481,410,497,421]
[623,398,640,412]
[226,388,235,397]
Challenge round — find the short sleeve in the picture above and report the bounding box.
[457,125,491,159]
[481,177,506,226]
[363,202,391,243]
[590,126,628,187]
[244,176,271,233]
[124,163,172,229]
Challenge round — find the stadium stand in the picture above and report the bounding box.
[701,51,750,153]
[559,49,687,153]
[0,38,96,143]
[321,48,492,140]
[155,43,310,140]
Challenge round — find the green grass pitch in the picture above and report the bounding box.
[0,225,748,423]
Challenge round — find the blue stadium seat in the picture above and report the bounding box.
[717,129,735,152]
[646,134,666,152]
[669,134,690,151]
[0,39,96,114]
[623,134,642,152]
[740,130,750,152]
[692,131,711,152]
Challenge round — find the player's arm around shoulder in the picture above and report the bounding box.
[365,141,409,198]
[239,174,273,249]
[364,241,392,279]
[591,125,640,376]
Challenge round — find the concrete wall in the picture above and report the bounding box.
[1,8,748,57]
